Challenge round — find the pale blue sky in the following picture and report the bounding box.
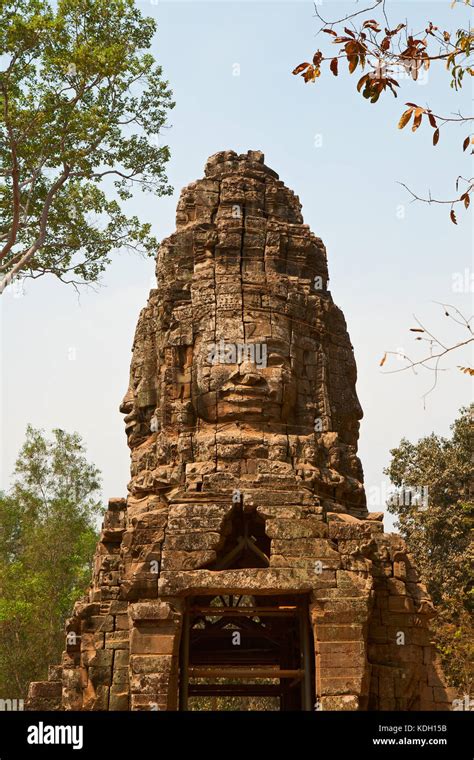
[1,1,472,531]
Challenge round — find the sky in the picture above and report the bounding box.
[1,1,472,532]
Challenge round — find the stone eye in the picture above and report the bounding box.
[267,353,287,367]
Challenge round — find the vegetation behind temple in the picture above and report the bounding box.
[0,426,101,699]
[385,407,473,694]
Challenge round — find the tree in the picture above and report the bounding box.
[293,0,473,219]
[0,425,102,699]
[385,407,473,692]
[0,0,174,294]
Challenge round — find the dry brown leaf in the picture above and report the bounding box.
[348,56,358,74]
[412,110,423,132]
[398,108,413,129]
[292,62,311,76]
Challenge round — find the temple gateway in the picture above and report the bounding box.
[27,151,453,711]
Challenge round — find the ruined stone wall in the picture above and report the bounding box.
[27,502,453,712]
[26,151,454,712]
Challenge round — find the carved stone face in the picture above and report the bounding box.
[192,334,299,424]
[116,151,368,520]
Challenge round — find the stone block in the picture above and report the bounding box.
[130,655,177,675]
[109,687,129,711]
[314,624,365,642]
[82,649,114,668]
[114,650,130,669]
[130,626,179,656]
[115,614,129,630]
[112,668,129,686]
[265,519,329,539]
[28,681,62,700]
[129,601,181,621]
[271,539,339,558]
[319,695,360,710]
[104,631,129,650]
[88,666,112,687]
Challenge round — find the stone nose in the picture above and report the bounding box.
[119,387,134,415]
[229,361,265,386]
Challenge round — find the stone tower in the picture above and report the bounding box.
[27,151,453,712]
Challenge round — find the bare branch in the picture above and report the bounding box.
[398,181,474,208]
[381,304,474,402]
[313,0,384,30]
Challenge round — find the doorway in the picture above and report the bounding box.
[179,593,314,711]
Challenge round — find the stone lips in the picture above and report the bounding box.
[26,151,454,712]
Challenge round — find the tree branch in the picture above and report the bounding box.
[0,166,71,293]
[0,84,21,262]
